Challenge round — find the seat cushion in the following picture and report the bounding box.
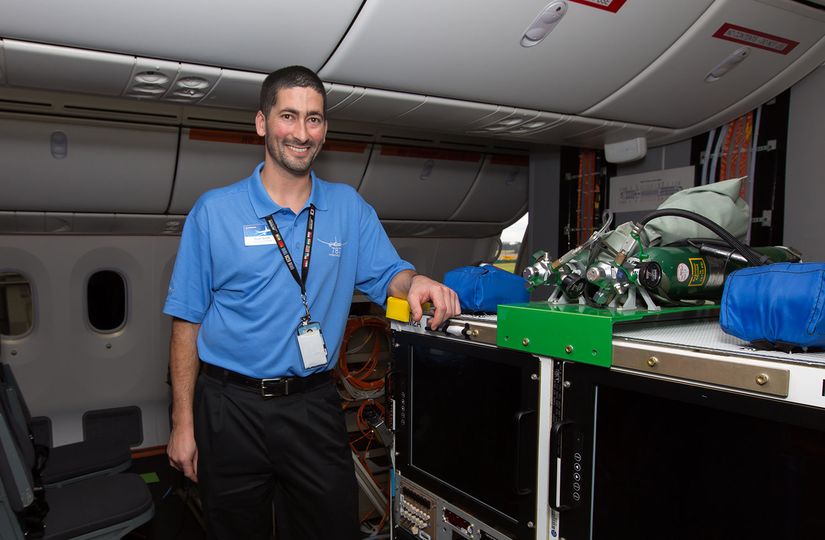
[43,473,153,540]
[41,438,131,485]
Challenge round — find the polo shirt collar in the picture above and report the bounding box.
[248,162,329,219]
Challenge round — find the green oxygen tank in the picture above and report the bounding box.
[634,245,800,301]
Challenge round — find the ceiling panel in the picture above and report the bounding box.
[0,0,361,72]
[586,0,825,127]
[4,40,135,96]
[321,0,714,114]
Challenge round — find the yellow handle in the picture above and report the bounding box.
[386,297,432,323]
[386,297,412,322]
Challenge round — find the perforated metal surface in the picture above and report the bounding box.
[614,320,825,367]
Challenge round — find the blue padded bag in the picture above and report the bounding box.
[720,262,825,350]
[443,265,530,313]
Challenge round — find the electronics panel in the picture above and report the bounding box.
[396,476,514,540]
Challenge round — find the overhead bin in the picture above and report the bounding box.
[393,97,502,131]
[358,145,482,220]
[585,0,825,128]
[0,115,176,213]
[0,0,362,72]
[201,70,265,111]
[451,155,529,223]
[170,131,371,215]
[320,0,714,114]
[325,84,364,112]
[3,40,134,96]
[328,88,425,124]
[312,140,371,190]
[169,128,264,214]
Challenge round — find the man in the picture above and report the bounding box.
[163,65,460,540]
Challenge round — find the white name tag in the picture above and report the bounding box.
[243,224,276,246]
[297,322,328,370]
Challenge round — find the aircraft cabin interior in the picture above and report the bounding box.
[2,0,825,539]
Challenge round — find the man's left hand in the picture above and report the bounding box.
[407,274,461,330]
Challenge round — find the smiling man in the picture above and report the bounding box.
[163,66,459,540]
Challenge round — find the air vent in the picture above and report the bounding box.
[0,97,53,109]
[379,134,432,144]
[123,58,178,100]
[63,104,178,120]
[185,117,254,129]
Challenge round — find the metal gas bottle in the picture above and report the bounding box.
[635,245,799,301]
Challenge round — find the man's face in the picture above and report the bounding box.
[256,86,327,176]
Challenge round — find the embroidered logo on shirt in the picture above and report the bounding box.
[318,237,346,257]
[243,224,276,246]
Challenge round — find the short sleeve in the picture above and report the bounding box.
[354,197,415,304]
[163,202,214,323]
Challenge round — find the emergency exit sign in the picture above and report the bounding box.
[568,0,627,13]
[713,23,799,55]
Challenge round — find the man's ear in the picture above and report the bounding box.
[255,111,266,137]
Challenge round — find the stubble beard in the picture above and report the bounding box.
[266,135,321,176]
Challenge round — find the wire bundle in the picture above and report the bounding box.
[334,316,393,536]
[336,316,390,400]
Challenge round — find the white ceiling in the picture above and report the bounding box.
[1,0,825,146]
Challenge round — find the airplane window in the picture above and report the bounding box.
[87,270,126,332]
[0,272,33,337]
[495,213,528,273]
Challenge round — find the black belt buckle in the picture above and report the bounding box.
[260,377,288,398]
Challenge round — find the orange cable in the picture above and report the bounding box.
[336,317,390,391]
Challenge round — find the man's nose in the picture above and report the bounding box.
[292,119,309,142]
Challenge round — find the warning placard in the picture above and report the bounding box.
[687,258,708,287]
[568,0,627,13]
[713,23,799,55]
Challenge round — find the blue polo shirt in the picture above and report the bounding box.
[163,162,414,378]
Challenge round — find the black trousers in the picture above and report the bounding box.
[194,371,360,540]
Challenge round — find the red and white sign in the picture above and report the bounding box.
[713,23,799,55]
[568,0,627,13]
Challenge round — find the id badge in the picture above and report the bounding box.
[297,321,328,370]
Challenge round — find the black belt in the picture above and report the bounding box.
[202,363,332,398]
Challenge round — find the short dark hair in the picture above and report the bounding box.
[259,65,327,117]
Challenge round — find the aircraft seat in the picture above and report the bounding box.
[0,400,154,539]
[0,364,132,488]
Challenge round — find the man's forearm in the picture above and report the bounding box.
[387,269,418,299]
[169,318,201,429]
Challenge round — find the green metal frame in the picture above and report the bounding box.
[497,303,718,367]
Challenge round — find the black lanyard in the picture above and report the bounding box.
[265,205,315,321]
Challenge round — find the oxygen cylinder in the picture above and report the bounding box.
[635,245,799,301]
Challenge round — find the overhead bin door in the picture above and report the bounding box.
[586,0,825,128]
[358,145,482,220]
[320,0,713,114]
[0,0,362,72]
[171,133,371,214]
[169,128,263,215]
[451,155,529,223]
[0,116,176,213]
[312,140,371,190]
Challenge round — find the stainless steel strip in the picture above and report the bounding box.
[612,340,790,397]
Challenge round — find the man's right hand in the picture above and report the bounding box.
[168,425,199,482]
[168,318,201,483]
